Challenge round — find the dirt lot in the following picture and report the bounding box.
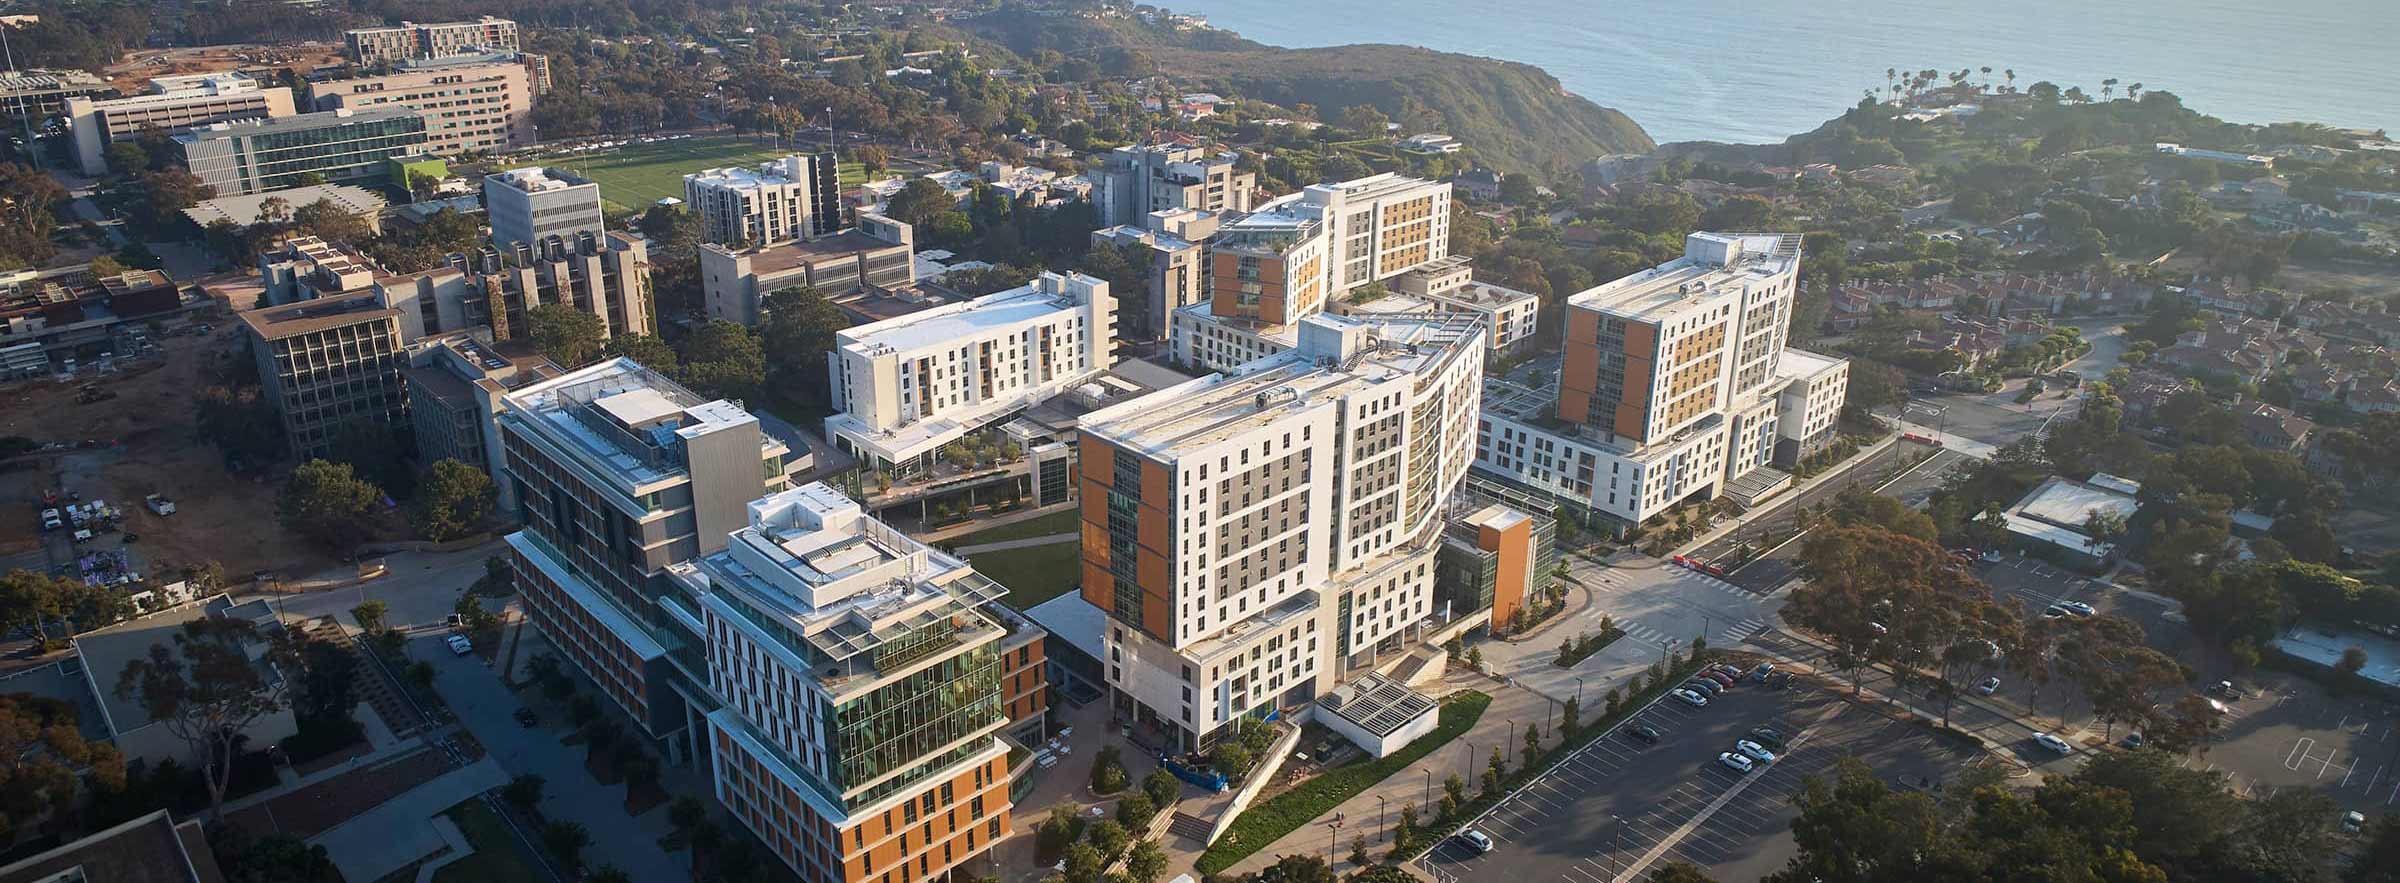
[102,43,347,95]
[0,322,328,579]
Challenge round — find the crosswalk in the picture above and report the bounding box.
[1611,617,1770,650]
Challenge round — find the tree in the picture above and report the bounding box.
[1062,841,1105,883]
[410,459,494,542]
[542,820,591,872]
[603,333,680,373]
[291,198,371,244]
[1497,172,1539,204]
[212,826,342,883]
[2340,646,2370,677]
[1648,864,1721,883]
[673,320,765,402]
[1336,104,1391,137]
[854,145,889,174]
[885,178,955,229]
[1125,839,1168,883]
[504,773,545,808]
[586,867,631,883]
[135,167,213,228]
[0,694,125,842]
[1117,791,1156,828]
[349,600,388,633]
[759,285,850,391]
[1522,722,1542,765]
[1699,195,1775,231]
[277,460,384,551]
[2349,815,2400,883]
[1254,854,1337,883]
[526,303,608,368]
[1143,768,1180,810]
[115,617,288,819]
[291,636,359,727]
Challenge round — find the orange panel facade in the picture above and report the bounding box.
[1479,518,1533,630]
[1558,309,1599,424]
[1613,322,1658,440]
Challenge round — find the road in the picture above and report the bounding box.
[1684,441,1965,594]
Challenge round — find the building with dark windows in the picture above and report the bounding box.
[175,107,428,196]
[239,291,409,459]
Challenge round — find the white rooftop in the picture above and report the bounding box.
[837,272,1094,357]
[488,167,593,194]
[1775,348,1847,380]
[1569,232,1802,321]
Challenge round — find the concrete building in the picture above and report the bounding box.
[485,167,605,253]
[257,235,385,306]
[824,272,1115,477]
[0,809,221,883]
[72,596,297,768]
[382,231,656,342]
[345,16,521,64]
[700,215,915,327]
[1077,311,1486,751]
[0,69,108,134]
[1094,142,1254,228]
[306,53,535,156]
[1089,208,1219,342]
[683,152,843,246]
[406,333,562,512]
[0,265,188,374]
[239,290,411,458]
[183,183,389,234]
[1170,174,1452,372]
[1434,497,1556,633]
[2000,473,2142,567]
[176,107,429,196]
[1474,233,1840,529]
[660,483,1036,882]
[65,73,296,176]
[499,358,798,752]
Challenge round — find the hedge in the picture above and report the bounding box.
[1413,653,1717,855]
[1194,690,1492,874]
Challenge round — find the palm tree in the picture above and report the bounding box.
[2127,82,2144,101]
[2004,68,2017,93]
[2102,78,2119,101]
[1886,67,1897,99]
[1980,66,1994,93]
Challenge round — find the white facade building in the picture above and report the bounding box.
[1473,233,1843,527]
[1078,311,1486,751]
[683,153,843,246]
[825,272,1115,475]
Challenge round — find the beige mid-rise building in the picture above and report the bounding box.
[345,16,520,64]
[66,73,295,176]
[307,53,534,156]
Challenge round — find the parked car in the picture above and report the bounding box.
[1749,663,1777,682]
[2119,732,2145,749]
[446,634,473,656]
[1457,829,1495,854]
[1671,689,1709,708]
[2210,680,2241,699]
[1976,676,2002,695]
[1683,679,1722,696]
[1700,671,1735,688]
[1717,751,1755,773]
[1710,663,1743,679]
[1624,724,1662,745]
[2032,733,2074,754]
[1765,672,1794,690]
[39,509,60,531]
[1748,727,1786,752]
[2344,811,2367,834]
[2056,600,2096,617]
[1735,740,1777,763]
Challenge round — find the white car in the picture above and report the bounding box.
[1735,740,1777,763]
[1976,676,2002,695]
[39,509,61,531]
[1457,829,1495,854]
[1718,751,1755,773]
[2032,733,2074,754]
[1671,688,1709,708]
[446,634,473,656]
[2056,601,2096,617]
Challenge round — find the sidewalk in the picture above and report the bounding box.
[918,502,1077,545]
[1668,432,1901,560]
[309,756,509,882]
[956,533,1077,555]
[1215,677,1552,878]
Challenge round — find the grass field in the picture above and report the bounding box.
[433,801,547,883]
[532,135,871,214]
[968,542,1081,612]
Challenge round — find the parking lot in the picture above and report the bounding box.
[1418,667,1976,883]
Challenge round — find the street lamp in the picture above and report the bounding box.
[1506,720,1518,762]
[1576,676,1588,706]
[1610,815,1626,876]
[1379,794,1388,841]
[1326,814,1346,864]
[1424,767,1434,809]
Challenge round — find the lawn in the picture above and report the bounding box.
[530,135,871,214]
[968,541,1082,612]
[953,509,1082,546]
[433,800,547,883]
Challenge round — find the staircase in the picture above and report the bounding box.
[1167,811,1214,843]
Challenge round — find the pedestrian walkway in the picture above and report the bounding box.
[955,533,1078,555]
[917,502,1078,544]
[1217,678,1551,878]
[1669,432,1901,559]
[310,756,509,883]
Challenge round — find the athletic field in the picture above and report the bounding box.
[531,135,871,214]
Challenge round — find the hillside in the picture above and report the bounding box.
[960,11,1653,174]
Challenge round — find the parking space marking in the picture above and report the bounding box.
[2344,758,2361,787]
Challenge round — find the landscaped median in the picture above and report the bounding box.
[1194,690,1493,874]
[1413,652,1719,856]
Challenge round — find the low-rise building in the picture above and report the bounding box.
[0,809,220,883]
[0,69,108,134]
[700,215,915,327]
[66,73,297,176]
[2000,473,2141,567]
[176,107,429,195]
[824,272,1115,477]
[1434,494,1557,633]
[0,265,187,373]
[1397,133,1463,155]
[183,183,389,235]
[1773,348,1848,466]
[72,595,298,768]
[484,167,604,252]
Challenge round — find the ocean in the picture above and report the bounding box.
[1167,0,2400,145]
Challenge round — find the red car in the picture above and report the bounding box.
[1901,432,1945,447]
[1700,671,1736,688]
